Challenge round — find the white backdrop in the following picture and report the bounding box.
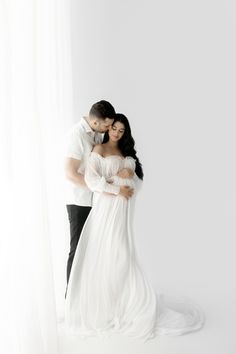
[0,0,236,353]
[69,1,236,353]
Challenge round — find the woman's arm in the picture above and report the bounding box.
[84,152,121,195]
[84,146,134,199]
[85,155,134,199]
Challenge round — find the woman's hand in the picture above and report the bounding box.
[116,168,134,179]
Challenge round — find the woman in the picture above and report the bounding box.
[63,113,205,342]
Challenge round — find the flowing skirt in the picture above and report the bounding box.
[63,177,205,342]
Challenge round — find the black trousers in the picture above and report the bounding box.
[65,204,92,298]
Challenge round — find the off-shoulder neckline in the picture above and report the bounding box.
[91,151,134,161]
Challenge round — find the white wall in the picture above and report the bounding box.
[69,0,236,310]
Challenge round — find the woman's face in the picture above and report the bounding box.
[108,121,125,142]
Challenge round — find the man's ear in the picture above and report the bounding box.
[93,117,100,126]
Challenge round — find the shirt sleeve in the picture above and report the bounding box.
[84,153,120,195]
[65,128,84,160]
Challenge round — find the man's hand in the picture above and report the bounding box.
[117,168,134,179]
[119,185,134,199]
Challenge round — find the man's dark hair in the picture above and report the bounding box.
[89,100,116,120]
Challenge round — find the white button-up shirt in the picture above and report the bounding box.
[64,117,104,206]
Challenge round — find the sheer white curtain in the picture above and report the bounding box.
[0,0,74,353]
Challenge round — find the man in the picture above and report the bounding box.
[64,100,133,298]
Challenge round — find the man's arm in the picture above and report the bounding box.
[65,157,87,186]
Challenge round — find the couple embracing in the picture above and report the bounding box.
[63,100,205,342]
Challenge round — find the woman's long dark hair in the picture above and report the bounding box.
[102,113,144,180]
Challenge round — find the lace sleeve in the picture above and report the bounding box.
[84,153,120,195]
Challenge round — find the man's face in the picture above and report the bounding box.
[96,117,114,133]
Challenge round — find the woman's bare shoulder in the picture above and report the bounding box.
[91,144,105,156]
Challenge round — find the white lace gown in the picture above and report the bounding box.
[63,151,205,342]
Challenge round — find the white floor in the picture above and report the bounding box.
[57,286,236,354]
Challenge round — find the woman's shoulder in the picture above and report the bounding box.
[91,144,104,156]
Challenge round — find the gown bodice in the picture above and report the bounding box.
[94,153,136,176]
[85,151,141,192]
